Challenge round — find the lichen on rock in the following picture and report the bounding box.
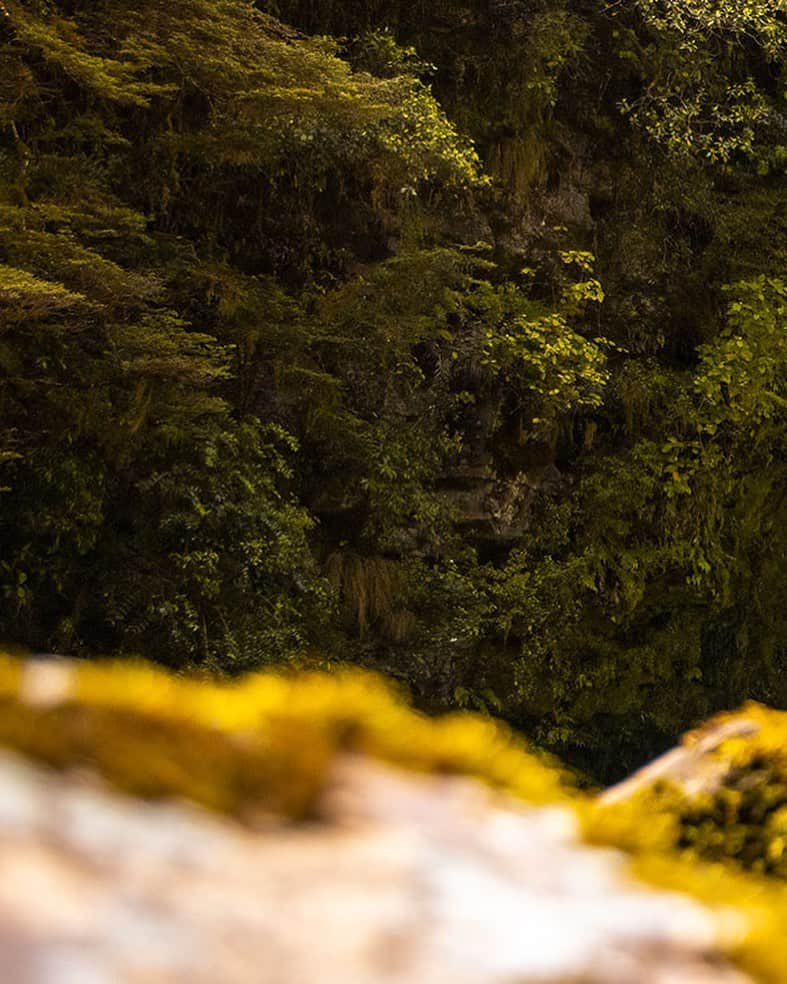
[592,702,787,877]
[3,652,787,982]
[586,703,787,983]
[0,651,571,821]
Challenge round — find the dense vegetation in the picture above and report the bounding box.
[1,0,785,777]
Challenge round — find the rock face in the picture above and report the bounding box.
[598,704,787,883]
[601,716,762,805]
[0,750,749,984]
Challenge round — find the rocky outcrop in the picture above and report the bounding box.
[0,750,749,984]
[1,656,785,984]
[601,715,762,805]
[598,703,787,882]
[439,462,565,544]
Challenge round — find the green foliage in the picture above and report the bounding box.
[350,29,435,81]
[619,0,787,165]
[290,247,608,554]
[697,278,787,433]
[96,420,330,669]
[2,0,787,777]
[0,0,492,664]
[480,291,609,431]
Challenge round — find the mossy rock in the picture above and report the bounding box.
[592,703,787,877]
[0,651,570,821]
[5,651,787,981]
[585,703,787,983]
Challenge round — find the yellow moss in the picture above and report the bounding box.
[580,815,787,982]
[582,701,787,983]
[0,651,570,821]
[626,854,787,984]
[586,702,787,878]
[6,650,787,979]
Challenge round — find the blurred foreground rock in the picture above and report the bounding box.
[598,703,787,888]
[601,715,762,805]
[0,750,748,984]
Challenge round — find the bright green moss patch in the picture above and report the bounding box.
[0,652,570,820]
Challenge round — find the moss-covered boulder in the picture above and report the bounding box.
[0,654,570,820]
[596,703,787,878]
[1,653,787,982]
